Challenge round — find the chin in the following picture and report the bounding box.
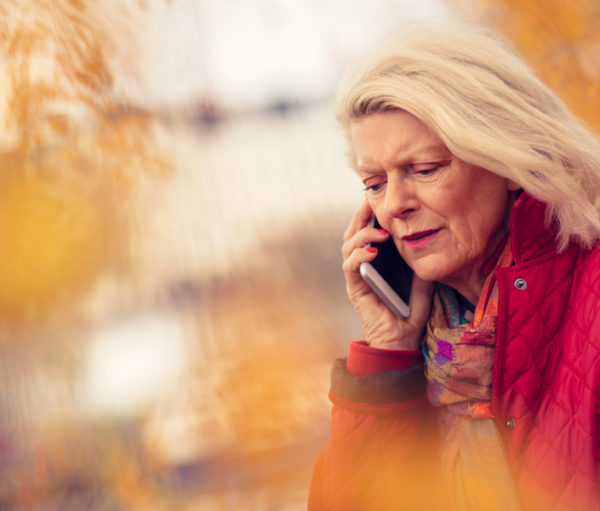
[411,262,455,285]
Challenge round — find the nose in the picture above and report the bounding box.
[384,174,419,218]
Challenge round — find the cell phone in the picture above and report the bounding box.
[359,217,413,318]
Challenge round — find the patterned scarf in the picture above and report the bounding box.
[424,239,512,417]
[424,239,523,511]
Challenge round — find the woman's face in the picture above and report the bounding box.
[350,111,519,297]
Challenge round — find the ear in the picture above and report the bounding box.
[506,179,521,192]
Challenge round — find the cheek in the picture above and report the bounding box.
[451,198,509,252]
[369,202,393,229]
[449,209,481,245]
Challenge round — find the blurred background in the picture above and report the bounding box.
[0,1,598,510]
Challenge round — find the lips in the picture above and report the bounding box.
[402,229,441,241]
[401,228,442,249]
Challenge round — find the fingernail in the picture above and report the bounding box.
[366,247,378,253]
[377,229,388,235]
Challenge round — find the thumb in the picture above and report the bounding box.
[407,276,434,329]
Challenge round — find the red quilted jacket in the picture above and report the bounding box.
[309,193,600,511]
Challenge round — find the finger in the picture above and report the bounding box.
[342,245,378,278]
[341,226,389,260]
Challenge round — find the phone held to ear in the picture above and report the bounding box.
[359,217,413,318]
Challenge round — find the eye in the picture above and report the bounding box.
[415,166,439,176]
[362,178,386,193]
[411,160,452,177]
[363,183,382,192]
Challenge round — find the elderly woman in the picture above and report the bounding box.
[309,24,600,511]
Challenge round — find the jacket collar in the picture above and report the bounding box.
[509,192,559,264]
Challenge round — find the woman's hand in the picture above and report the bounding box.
[342,199,434,350]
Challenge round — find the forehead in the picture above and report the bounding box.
[349,111,448,170]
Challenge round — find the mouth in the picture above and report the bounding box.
[402,229,441,241]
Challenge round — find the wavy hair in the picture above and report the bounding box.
[336,23,600,250]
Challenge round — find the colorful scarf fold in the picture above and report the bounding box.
[424,239,513,418]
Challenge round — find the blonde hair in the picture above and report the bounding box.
[336,23,600,250]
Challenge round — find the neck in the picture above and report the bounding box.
[444,276,485,306]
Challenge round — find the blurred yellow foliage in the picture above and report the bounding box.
[456,0,600,132]
[0,1,112,149]
[0,0,176,507]
[0,0,170,324]
[0,160,109,321]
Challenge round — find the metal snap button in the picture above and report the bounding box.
[514,278,527,290]
[504,417,515,430]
